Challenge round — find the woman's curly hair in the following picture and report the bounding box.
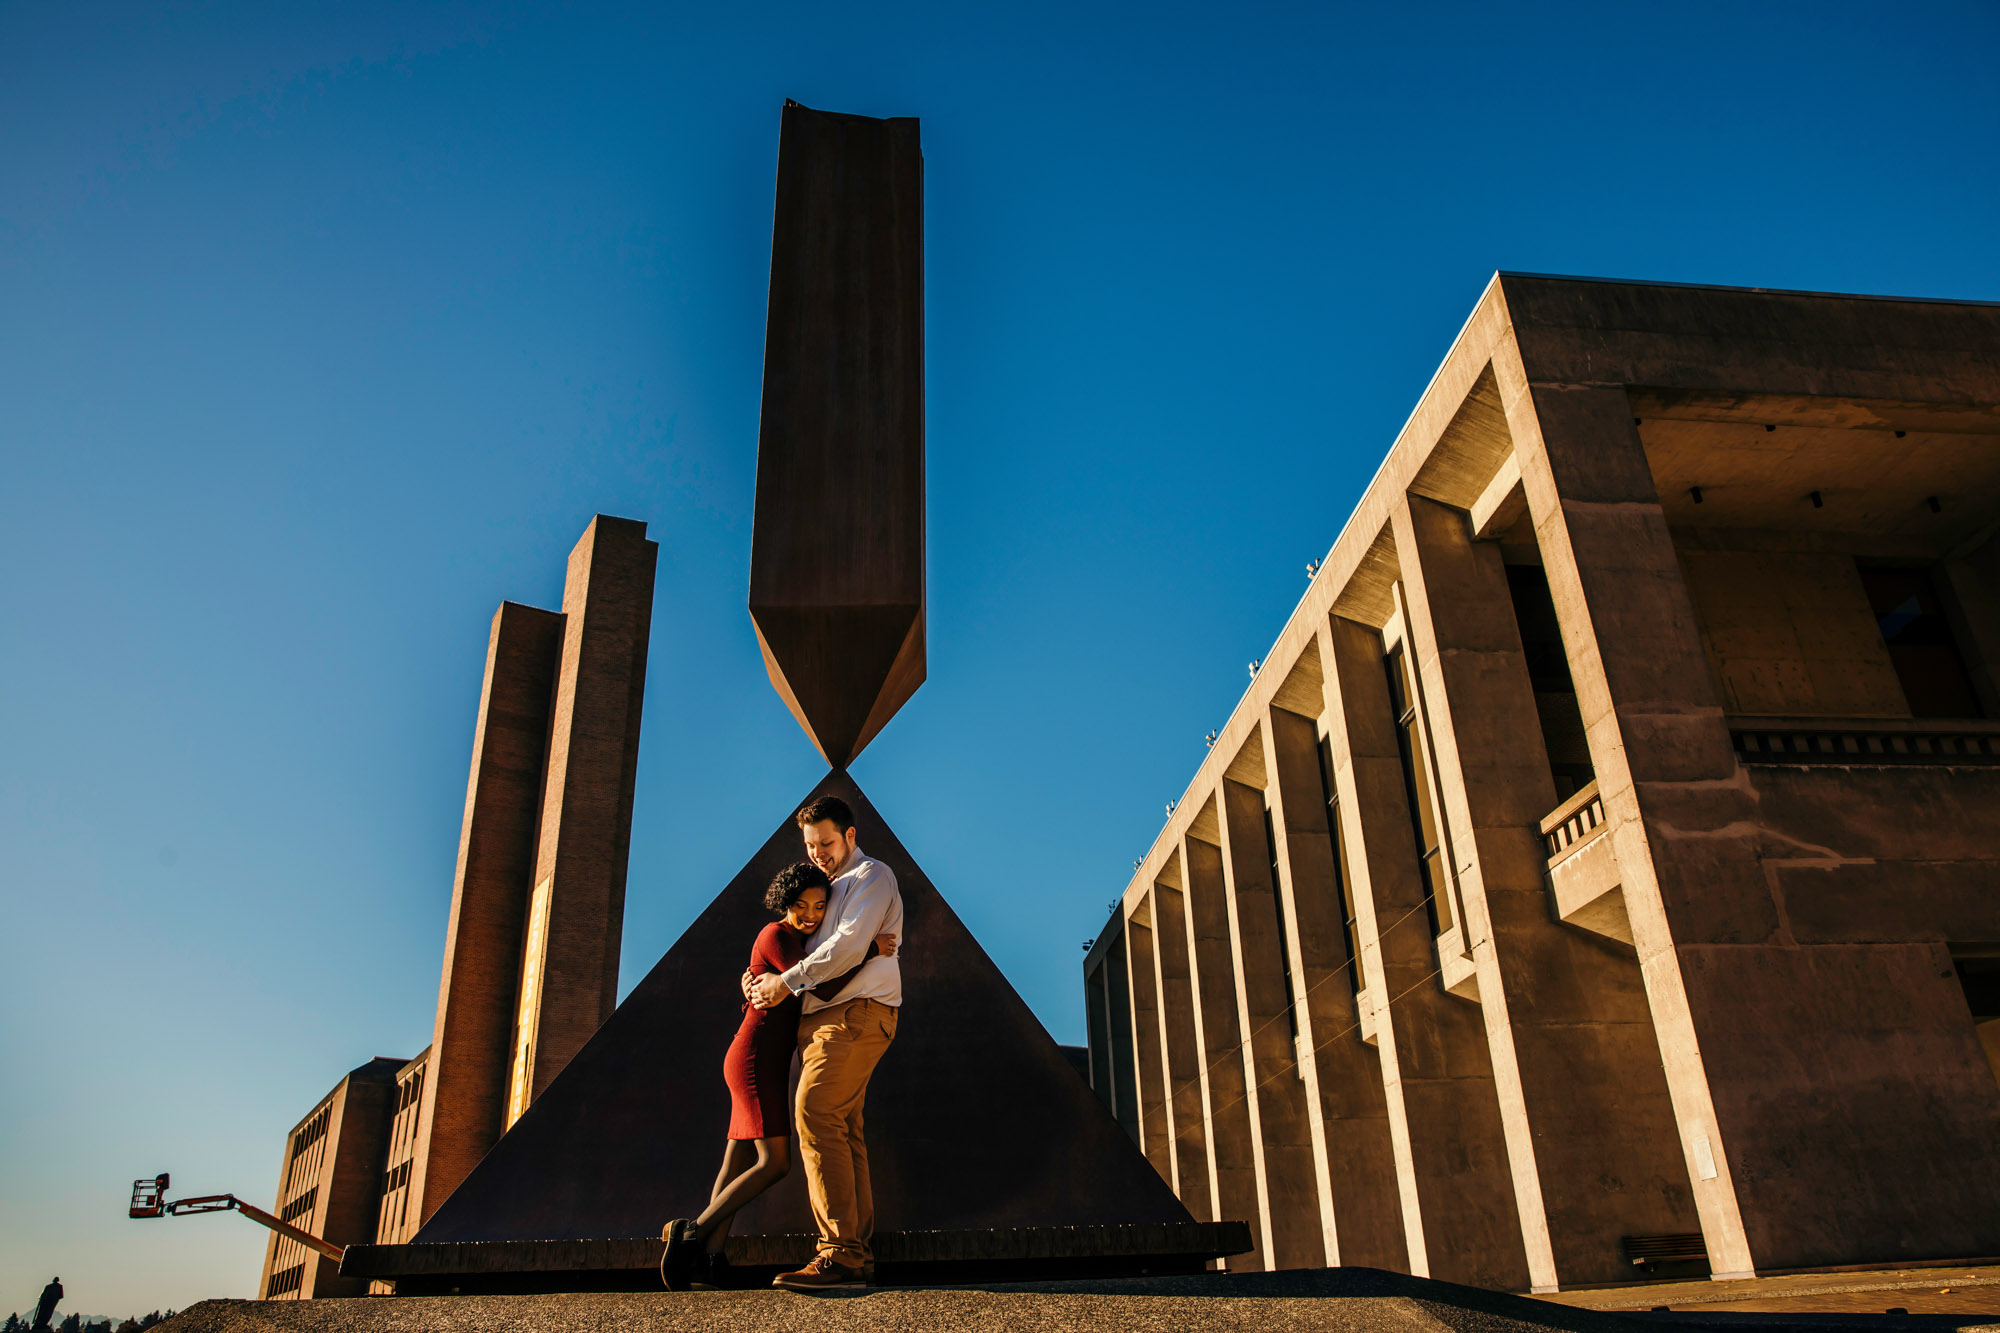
[764,861,832,914]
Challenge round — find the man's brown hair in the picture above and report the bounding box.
[796,795,856,834]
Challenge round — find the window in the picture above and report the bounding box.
[1386,645,1451,935]
[1262,805,1300,1041]
[1315,735,1363,996]
[1860,566,1982,718]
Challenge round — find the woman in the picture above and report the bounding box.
[660,862,894,1289]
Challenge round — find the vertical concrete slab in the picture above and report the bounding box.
[1181,823,1266,1269]
[406,602,563,1229]
[1395,492,1699,1289]
[1943,534,2000,716]
[1321,609,1530,1292]
[507,516,658,1123]
[1152,867,1217,1221]
[1498,365,1762,1277]
[1216,776,1325,1272]
[1261,701,1406,1270]
[1125,912,1173,1182]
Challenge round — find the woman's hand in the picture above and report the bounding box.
[874,932,898,958]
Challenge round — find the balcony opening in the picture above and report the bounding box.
[1859,565,1983,719]
[1505,562,1595,801]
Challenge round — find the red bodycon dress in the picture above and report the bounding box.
[722,921,882,1140]
[723,922,806,1140]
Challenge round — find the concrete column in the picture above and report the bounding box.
[1151,867,1216,1220]
[406,601,563,1229]
[1216,776,1325,1271]
[1499,374,1759,1274]
[1394,492,1699,1289]
[1124,912,1173,1181]
[1103,932,1142,1144]
[1181,823,1267,1269]
[1260,701,1405,1270]
[507,516,658,1123]
[1320,609,1530,1291]
[1943,534,2000,716]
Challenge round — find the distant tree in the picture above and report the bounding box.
[135,1316,159,1331]
[115,1321,139,1333]
[57,1316,79,1333]
[5,1313,20,1332]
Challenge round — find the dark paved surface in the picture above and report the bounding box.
[159,1269,1649,1333]
[154,1268,2000,1333]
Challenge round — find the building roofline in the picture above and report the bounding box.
[1492,270,2000,308]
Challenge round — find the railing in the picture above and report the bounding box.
[1730,717,2000,767]
[1540,780,1604,861]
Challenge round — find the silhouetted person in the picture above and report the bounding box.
[32,1278,61,1331]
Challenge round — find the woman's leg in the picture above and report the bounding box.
[694,1136,791,1252]
[709,1139,754,1207]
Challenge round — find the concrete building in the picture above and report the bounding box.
[257,515,656,1299]
[1083,274,2000,1291]
[258,1059,403,1299]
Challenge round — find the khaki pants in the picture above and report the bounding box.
[795,996,898,1265]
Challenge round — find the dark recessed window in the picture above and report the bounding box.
[1858,566,1981,718]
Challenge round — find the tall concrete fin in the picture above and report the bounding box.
[414,772,1189,1242]
[749,102,926,770]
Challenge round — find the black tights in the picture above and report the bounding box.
[695,1136,791,1253]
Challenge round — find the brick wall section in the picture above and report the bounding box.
[513,516,658,1111]
[405,602,563,1229]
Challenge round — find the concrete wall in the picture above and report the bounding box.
[1679,548,1907,718]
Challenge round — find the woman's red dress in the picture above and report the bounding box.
[724,921,807,1140]
[722,920,882,1139]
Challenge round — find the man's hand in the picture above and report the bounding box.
[747,972,792,1010]
[740,968,757,1003]
[875,931,898,958]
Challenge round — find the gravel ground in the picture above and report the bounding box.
[155,1269,1648,1333]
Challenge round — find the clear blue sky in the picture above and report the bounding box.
[3,0,1996,1316]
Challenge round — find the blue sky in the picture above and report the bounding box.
[3,0,1997,1315]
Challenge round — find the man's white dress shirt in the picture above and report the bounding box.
[778,848,903,1013]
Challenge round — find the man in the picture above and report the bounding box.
[32,1278,61,1332]
[743,795,902,1290]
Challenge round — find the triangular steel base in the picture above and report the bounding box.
[414,771,1192,1242]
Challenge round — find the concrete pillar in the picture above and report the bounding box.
[1943,534,2000,716]
[1151,869,1216,1219]
[1124,913,1173,1181]
[1393,492,1698,1289]
[1500,373,1760,1274]
[506,516,658,1124]
[1181,824,1266,1269]
[405,601,563,1229]
[1215,776,1325,1271]
[1260,701,1406,1270]
[1103,932,1142,1144]
[1319,608,1530,1291]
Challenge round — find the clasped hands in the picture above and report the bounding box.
[742,931,899,1009]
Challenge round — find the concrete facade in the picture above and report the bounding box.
[1084,276,2000,1288]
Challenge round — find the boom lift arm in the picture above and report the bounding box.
[128,1174,345,1263]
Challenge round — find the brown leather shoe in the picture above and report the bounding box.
[772,1254,865,1290]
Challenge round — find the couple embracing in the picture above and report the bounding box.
[660,795,903,1292]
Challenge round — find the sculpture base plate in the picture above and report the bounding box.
[342,1222,1251,1293]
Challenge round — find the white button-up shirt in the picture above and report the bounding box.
[778,847,904,1013]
